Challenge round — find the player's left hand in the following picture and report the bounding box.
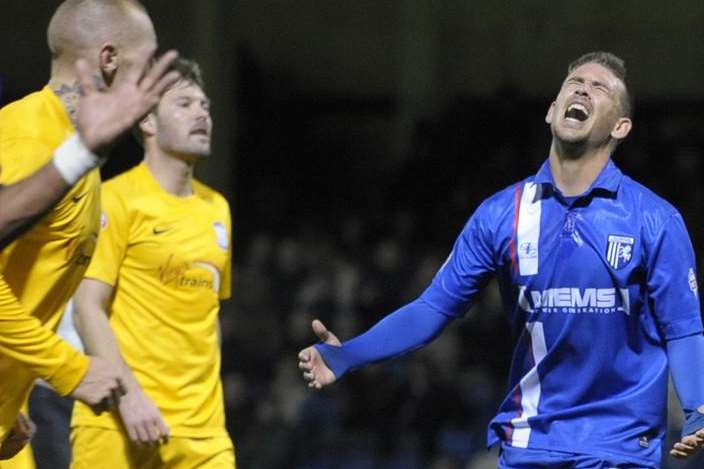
[0,413,36,460]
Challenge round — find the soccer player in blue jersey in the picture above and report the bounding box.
[298,51,704,468]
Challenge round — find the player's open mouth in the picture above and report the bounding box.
[564,103,589,122]
[190,128,209,137]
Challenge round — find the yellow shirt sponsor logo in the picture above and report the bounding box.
[158,255,220,292]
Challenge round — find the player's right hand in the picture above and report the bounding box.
[118,385,170,445]
[71,356,126,414]
[74,47,181,154]
[297,319,340,390]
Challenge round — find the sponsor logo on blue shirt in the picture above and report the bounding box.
[518,286,630,315]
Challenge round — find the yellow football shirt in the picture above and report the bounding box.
[72,162,232,438]
[0,87,97,439]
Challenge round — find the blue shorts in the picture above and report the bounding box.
[498,443,656,469]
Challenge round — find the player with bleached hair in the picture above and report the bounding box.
[0,0,179,464]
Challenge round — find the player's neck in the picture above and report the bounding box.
[144,152,196,197]
[548,143,611,196]
[48,74,81,127]
[48,69,106,128]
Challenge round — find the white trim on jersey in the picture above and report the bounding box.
[192,261,222,293]
[510,321,548,448]
[517,182,541,276]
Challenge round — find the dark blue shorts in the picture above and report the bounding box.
[498,443,656,469]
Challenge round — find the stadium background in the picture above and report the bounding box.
[1,1,704,468]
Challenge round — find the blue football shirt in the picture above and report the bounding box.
[420,158,702,466]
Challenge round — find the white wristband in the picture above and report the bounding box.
[52,133,101,185]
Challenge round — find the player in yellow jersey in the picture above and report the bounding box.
[0,0,180,464]
[71,58,235,468]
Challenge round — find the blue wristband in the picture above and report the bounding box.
[682,410,704,437]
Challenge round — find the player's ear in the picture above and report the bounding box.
[611,117,632,140]
[99,43,118,84]
[545,101,556,124]
[139,113,156,138]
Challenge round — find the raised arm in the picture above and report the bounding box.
[0,48,180,246]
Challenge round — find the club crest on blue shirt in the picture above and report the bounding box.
[606,235,634,270]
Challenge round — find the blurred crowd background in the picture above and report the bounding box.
[3,1,704,468]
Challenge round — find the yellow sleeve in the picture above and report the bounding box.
[219,203,232,300]
[0,274,89,395]
[84,186,130,287]
[0,137,55,185]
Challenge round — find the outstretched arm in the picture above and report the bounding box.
[298,200,498,388]
[74,278,170,444]
[298,298,453,389]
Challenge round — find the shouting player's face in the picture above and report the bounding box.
[546,62,631,150]
[153,81,212,159]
